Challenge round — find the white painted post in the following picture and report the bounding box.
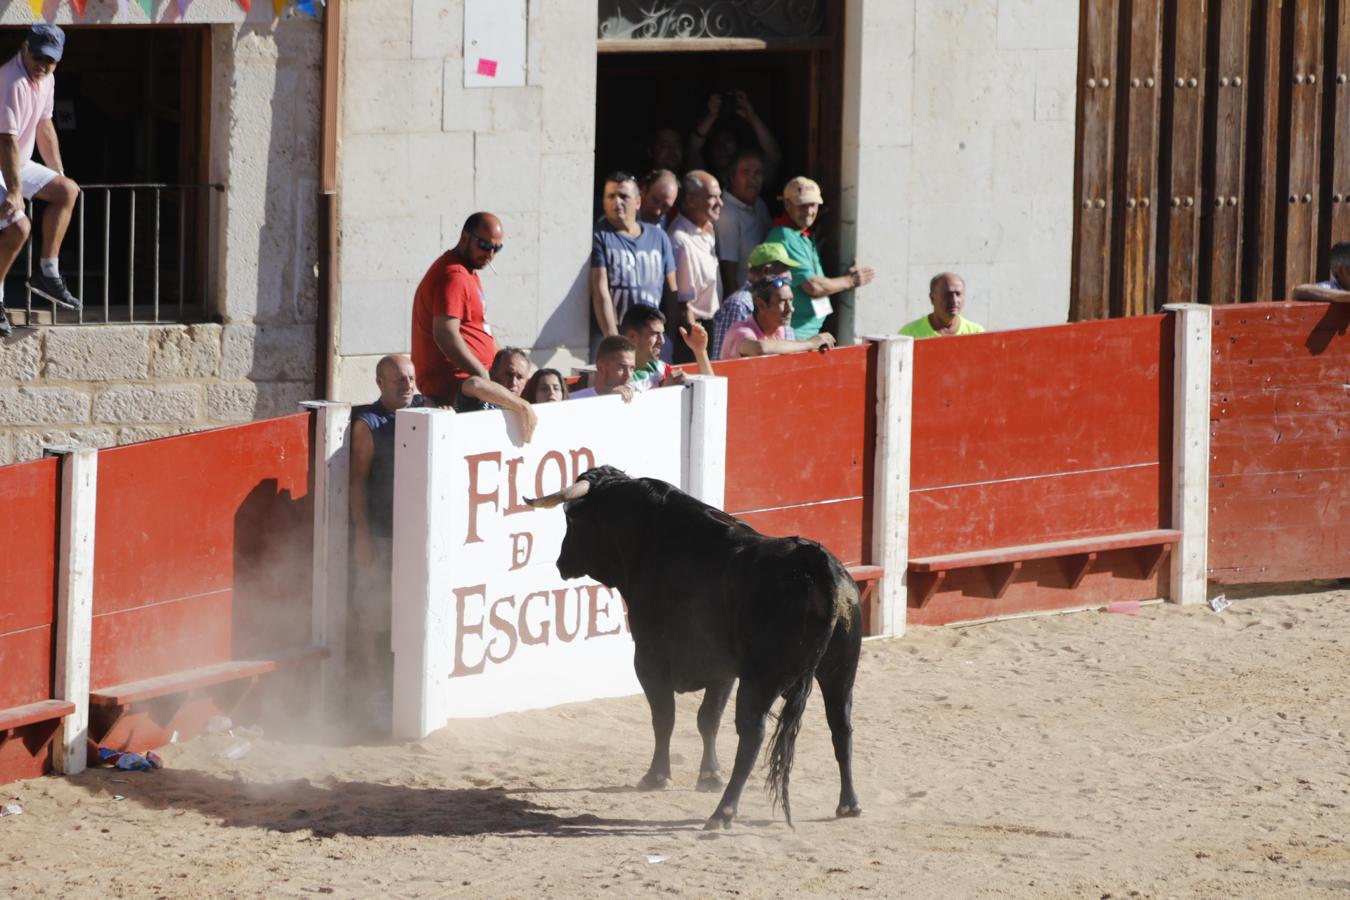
[685,375,728,509]
[48,446,97,776]
[866,336,915,638]
[390,407,453,740]
[301,401,352,710]
[1162,304,1212,605]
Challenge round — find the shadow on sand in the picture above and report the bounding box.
[69,766,713,839]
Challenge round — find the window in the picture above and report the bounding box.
[0,26,216,326]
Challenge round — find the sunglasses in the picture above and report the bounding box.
[755,274,791,290]
[471,234,504,253]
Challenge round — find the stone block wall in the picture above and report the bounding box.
[0,7,322,465]
[843,0,1079,336]
[333,0,597,402]
[0,324,312,466]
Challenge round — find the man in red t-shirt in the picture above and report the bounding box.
[411,212,504,404]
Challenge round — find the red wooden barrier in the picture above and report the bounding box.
[1209,302,1350,583]
[711,343,877,566]
[908,317,1175,624]
[89,414,315,750]
[0,458,61,783]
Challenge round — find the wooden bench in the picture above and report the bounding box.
[907,529,1182,606]
[846,565,885,627]
[89,646,329,707]
[0,699,76,733]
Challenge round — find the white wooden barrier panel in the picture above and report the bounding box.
[390,383,725,739]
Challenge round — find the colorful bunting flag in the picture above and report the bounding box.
[138,0,154,16]
[27,0,43,20]
[297,0,323,16]
[178,0,191,15]
[118,0,127,13]
[236,0,250,11]
[72,0,88,17]
[273,0,286,17]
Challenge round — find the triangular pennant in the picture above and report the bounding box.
[178,0,191,15]
[273,0,286,16]
[27,0,44,20]
[236,0,250,10]
[297,0,322,16]
[137,0,154,16]
[72,0,88,16]
[118,0,127,13]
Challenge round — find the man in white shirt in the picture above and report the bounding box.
[571,335,636,403]
[715,149,772,291]
[667,169,722,364]
[0,24,82,337]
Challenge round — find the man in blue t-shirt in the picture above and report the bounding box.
[589,170,677,360]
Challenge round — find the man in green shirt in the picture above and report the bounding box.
[899,272,986,338]
[763,176,875,340]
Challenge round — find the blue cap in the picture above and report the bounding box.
[27,24,66,63]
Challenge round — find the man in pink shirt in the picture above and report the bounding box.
[0,24,82,337]
[720,275,836,360]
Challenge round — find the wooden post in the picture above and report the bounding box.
[1163,303,1211,604]
[685,375,728,509]
[48,446,97,776]
[302,401,351,713]
[866,336,914,638]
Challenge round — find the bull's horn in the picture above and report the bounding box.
[524,479,590,509]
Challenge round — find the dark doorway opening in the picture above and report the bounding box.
[594,45,844,308]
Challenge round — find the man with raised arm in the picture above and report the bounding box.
[618,304,713,391]
[0,24,82,337]
[763,176,875,341]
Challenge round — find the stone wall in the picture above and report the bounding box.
[0,6,322,464]
[333,0,597,402]
[0,323,312,465]
[844,0,1080,336]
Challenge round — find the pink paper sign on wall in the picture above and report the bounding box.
[464,0,526,88]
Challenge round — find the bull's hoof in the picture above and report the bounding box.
[703,806,735,830]
[638,772,670,791]
[836,802,863,818]
[695,771,723,792]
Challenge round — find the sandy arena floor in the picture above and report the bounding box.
[3,584,1349,898]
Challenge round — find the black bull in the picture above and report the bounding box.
[526,465,862,829]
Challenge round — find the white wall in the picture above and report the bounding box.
[334,0,597,403]
[843,0,1079,336]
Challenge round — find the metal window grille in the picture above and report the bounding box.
[9,182,222,326]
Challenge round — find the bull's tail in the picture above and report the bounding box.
[765,667,816,828]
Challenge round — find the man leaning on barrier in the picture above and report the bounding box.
[899,272,986,338]
[1291,241,1350,303]
[571,335,637,403]
[0,24,83,337]
[720,274,836,360]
